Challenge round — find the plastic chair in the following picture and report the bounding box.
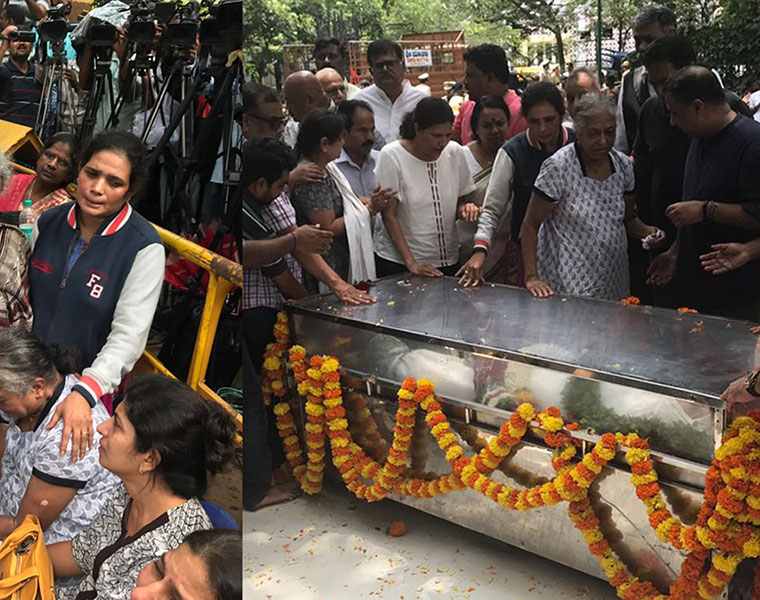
[201,501,239,529]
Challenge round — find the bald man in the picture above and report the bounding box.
[316,67,347,103]
[282,70,330,147]
[564,67,600,120]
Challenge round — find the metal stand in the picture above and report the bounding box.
[79,51,117,142]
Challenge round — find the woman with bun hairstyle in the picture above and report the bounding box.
[0,328,119,543]
[131,529,242,600]
[47,374,237,600]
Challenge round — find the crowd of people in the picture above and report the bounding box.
[0,0,244,596]
[245,2,760,510]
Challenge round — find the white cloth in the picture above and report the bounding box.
[374,140,475,268]
[614,66,656,154]
[533,143,634,300]
[353,80,427,143]
[326,162,376,285]
[750,91,760,123]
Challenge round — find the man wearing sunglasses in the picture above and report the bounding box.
[353,39,426,143]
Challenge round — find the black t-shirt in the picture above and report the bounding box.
[633,91,752,245]
[676,113,760,315]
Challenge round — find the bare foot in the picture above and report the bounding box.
[254,483,301,510]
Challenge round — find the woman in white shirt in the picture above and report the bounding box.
[374,97,480,277]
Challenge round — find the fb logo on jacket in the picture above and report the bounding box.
[86,273,105,299]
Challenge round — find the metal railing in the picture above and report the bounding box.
[139,225,243,446]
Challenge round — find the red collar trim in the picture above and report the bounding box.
[66,203,132,236]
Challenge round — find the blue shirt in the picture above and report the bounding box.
[0,60,43,127]
[333,148,379,197]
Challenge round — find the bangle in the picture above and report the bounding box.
[289,231,297,251]
[706,201,717,222]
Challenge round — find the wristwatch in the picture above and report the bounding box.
[745,369,760,398]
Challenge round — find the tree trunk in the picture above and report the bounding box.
[553,28,565,72]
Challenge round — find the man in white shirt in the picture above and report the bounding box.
[614,4,676,154]
[353,39,426,143]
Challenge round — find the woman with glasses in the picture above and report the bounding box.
[0,133,79,217]
[353,39,427,143]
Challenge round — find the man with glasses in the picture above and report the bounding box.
[313,37,359,99]
[316,67,347,104]
[353,39,426,143]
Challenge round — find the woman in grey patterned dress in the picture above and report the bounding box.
[46,375,237,600]
[0,329,119,544]
[520,93,664,300]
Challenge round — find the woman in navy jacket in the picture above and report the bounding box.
[30,130,165,461]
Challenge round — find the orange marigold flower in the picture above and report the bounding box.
[632,460,653,475]
[589,541,609,556]
[636,482,660,500]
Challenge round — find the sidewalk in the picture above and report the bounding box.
[244,484,618,599]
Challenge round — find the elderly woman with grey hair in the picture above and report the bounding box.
[520,93,664,300]
[0,328,118,544]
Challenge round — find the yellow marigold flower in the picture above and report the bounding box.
[397,389,415,401]
[446,446,463,462]
[743,539,760,558]
[307,368,322,381]
[712,552,743,574]
[332,438,349,448]
[482,456,499,470]
[305,404,324,417]
[517,403,535,422]
[285,451,302,461]
[304,423,322,433]
[739,427,760,445]
[333,455,351,467]
[323,399,342,409]
[323,381,341,391]
[474,475,489,493]
[695,526,716,549]
[297,382,310,396]
[581,454,603,474]
[461,464,477,480]
[581,529,604,545]
[595,445,616,461]
[321,357,340,372]
[417,378,435,390]
[284,435,299,446]
[273,403,290,416]
[431,423,451,437]
[329,419,349,430]
[437,433,458,449]
[624,448,648,464]
[263,356,281,371]
[716,437,744,460]
[631,472,658,486]
[560,446,576,460]
[708,516,727,530]
[539,415,564,432]
[747,496,760,510]
[485,481,500,498]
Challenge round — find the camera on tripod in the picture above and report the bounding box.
[7,29,36,43]
[127,0,156,45]
[87,20,118,47]
[38,4,74,43]
[166,1,199,48]
[198,0,241,47]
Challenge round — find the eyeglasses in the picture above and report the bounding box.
[247,114,287,130]
[371,59,401,72]
[41,149,71,170]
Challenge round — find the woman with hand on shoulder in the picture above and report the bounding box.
[374,97,479,278]
[47,374,236,600]
[30,130,166,461]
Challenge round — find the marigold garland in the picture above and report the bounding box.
[262,311,760,600]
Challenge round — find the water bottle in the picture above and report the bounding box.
[19,199,36,243]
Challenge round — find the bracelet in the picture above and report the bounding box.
[706,201,717,222]
[289,231,297,251]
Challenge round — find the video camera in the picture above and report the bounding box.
[127,0,156,45]
[38,3,74,43]
[198,0,241,46]
[87,19,118,47]
[166,1,199,48]
[7,29,36,43]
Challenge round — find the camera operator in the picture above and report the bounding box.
[6,0,47,24]
[0,24,45,127]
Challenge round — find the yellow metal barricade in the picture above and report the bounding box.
[139,225,243,446]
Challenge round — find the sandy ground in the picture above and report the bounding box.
[244,483,618,600]
[205,450,243,527]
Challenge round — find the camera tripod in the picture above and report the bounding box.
[79,47,118,142]
[35,39,68,137]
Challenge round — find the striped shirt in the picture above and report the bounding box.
[0,60,43,128]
